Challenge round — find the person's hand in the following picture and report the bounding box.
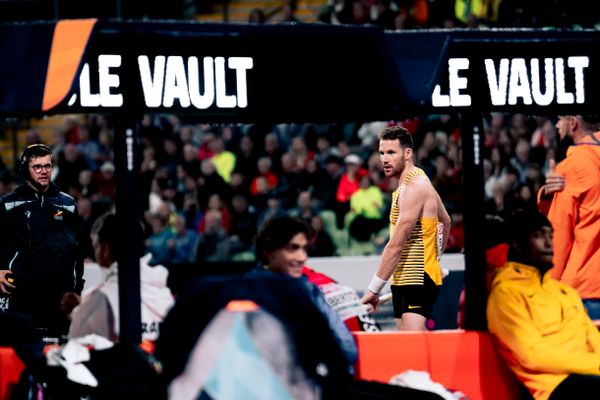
[61,291,81,319]
[360,290,380,314]
[0,270,16,295]
[544,159,565,196]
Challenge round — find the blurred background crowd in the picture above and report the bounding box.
[0,111,566,267]
[0,0,599,30]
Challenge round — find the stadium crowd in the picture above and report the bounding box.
[244,0,600,31]
[0,111,561,266]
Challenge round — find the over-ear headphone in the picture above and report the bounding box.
[19,143,53,177]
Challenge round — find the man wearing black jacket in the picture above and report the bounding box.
[0,144,84,337]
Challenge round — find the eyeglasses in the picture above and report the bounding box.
[30,163,53,173]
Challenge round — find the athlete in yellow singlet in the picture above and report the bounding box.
[360,125,451,331]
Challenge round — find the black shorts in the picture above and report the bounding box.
[390,275,440,319]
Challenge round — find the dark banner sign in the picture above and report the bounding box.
[2,21,600,120]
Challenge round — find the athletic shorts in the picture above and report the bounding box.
[390,275,440,319]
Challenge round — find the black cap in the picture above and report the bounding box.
[505,208,552,243]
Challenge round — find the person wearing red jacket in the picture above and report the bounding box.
[333,154,367,229]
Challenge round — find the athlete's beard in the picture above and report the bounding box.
[396,157,407,178]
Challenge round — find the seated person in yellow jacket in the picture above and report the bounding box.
[487,208,600,400]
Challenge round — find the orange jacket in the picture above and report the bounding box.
[539,133,600,299]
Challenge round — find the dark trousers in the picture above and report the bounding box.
[549,374,600,399]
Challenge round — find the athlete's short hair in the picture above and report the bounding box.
[378,125,413,149]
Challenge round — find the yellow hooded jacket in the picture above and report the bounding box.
[487,261,600,400]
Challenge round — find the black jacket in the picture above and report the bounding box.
[0,182,84,334]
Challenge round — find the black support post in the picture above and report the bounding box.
[460,114,488,331]
[113,115,142,345]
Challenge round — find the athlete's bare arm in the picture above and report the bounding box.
[378,183,428,279]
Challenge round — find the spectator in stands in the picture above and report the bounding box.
[510,138,531,184]
[288,190,319,223]
[145,203,176,265]
[487,208,600,400]
[197,193,231,234]
[347,0,370,24]
[334,153,366,229]
[209,136,236,184]
[431,153,458,202]
[181,143,200,179]
[197,129,216,161]
[24,129,43,147]
[288,136,314,171]
[308,214,336,257]
[251,216,358,370]
[296,158,329,208]
[318,0,351,25]
[370,0,397,29]
[76,124,102,171]
[348,174,385,242]
[229,193,258,249]
[537,115,600,320]
[54,142,91,195]
[192,209,242,263]
[316,154,344,211]
[248,7,266,23]
[256,192,287,231]
[485,146,511,199]
[314,134,335,168]
[0,144,84,337]
[69,212,174,342]
[233,135,259,178]
[77,169,100,200]
[360,125,451,331]
[197,158,231,209]
[261,132,285,174]
[160,135,183,178]
[250,156,278,197]
[167,213,198,264]
[98,128,114,165]
[416,130,440,179]
[280,0,300,23]
[93,161,116,203]
[273,153,301,209]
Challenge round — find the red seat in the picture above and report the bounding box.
[353,330,525,400]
